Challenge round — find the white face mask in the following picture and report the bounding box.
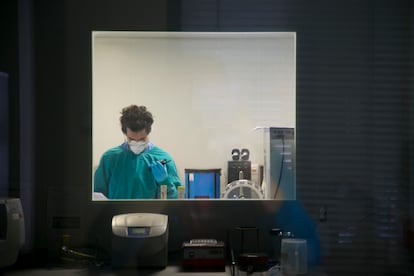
[128,140,148,155]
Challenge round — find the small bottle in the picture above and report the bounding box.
[178,186,185,199]
[160,184,167,199]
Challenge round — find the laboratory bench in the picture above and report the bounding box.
[2,264,327,276]
[1,266,231,276]
[2,266,327,276]
[1,248,327,276]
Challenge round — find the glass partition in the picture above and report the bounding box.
[92,31,296,200]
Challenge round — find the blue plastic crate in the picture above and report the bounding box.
[184,169,221,199]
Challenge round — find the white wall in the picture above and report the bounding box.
[92,32,296,190]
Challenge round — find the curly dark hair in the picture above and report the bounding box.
[120,105,154,134]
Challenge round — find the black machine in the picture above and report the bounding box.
[228,148,251,183]
[227,160,251,183]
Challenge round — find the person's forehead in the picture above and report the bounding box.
[126,128,148,140]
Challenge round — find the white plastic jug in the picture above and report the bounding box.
[280,238,308,275]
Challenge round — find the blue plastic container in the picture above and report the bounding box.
[184,169,221,199]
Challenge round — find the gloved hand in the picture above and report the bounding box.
[150,160,168,183]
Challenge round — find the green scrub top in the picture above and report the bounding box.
[94,144,181,199]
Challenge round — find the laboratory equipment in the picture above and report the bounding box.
[281,238,308,275]
[236,226,269,273]
[231,149,240,160]
[250,163,264,189]
[0,198,25,268]
[268,229,294,268]
[240,148,250,160]
[269,228,283,266]
[111,213,168,268]
[222,180,264,199]
[227,160,251,183]
[263,127,296,200]
[185,169,221,199]
[182,238,226,269]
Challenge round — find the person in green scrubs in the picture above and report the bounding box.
[94,105,182,199]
